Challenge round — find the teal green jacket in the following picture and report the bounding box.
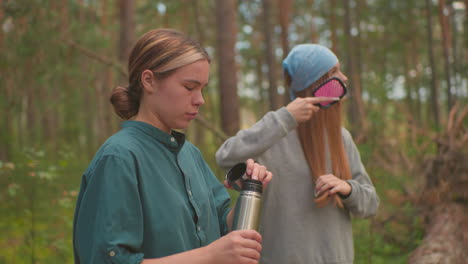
[73,121,231,264]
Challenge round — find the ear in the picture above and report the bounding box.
[141,69,157,94]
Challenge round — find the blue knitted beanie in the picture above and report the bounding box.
[283,44,338,100]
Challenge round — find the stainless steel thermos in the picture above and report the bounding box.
[232,179,263,231]
[226,162,263,231]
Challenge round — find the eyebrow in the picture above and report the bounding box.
[182,79,208,86]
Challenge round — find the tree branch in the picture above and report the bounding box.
[195,114,228,142]
[62,39,127,77]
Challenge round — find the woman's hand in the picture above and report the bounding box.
[315,174,351,198]
[245,159,272,189]
[205,230,262,264]
[141,230,262,264]
[223,159,272,190]
[286,97,339,123]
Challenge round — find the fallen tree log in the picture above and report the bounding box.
[408,103,467,263]
[408,203,467,264]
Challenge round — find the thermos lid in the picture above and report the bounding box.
[226,162,247,191]
[226,162,246,182]
[242,179,263,194]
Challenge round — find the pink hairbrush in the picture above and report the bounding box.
[311,77,347,109]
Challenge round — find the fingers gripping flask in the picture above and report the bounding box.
[232,179,263,231]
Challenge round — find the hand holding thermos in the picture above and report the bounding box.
[204,160,270,264]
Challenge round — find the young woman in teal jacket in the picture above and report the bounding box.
[73,29,272,264]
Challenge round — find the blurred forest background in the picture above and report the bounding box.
[1,0,467,263]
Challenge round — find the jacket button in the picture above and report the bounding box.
[109,251,116,257]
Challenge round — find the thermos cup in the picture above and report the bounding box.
[226,162,263,231]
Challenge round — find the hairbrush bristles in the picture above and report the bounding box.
[312,77,347,108]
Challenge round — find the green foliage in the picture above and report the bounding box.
[352,165,424,263]
[0,148,85,264]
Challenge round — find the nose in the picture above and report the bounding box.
[193,90,205,106]
[340,72,348,84]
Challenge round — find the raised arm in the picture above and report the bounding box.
[216,97,338,168]
[216,107,297,168]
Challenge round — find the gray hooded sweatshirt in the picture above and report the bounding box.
[216,107,379,264]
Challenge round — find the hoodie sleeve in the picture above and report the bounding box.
[216,107,297,168]
[341,128,380,218]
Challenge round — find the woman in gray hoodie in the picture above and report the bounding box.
[216,44,379,264]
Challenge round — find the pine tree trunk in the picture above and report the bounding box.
[329,0,339,55]
[216,0,240,136]
[192,1,206,46]
[86,80,97,155]
[262,0,281,110]
[278,0,293,104]
[425,0,440,128]
[25,62,36,147]
[355,0,365,98]
[0,0,3,50]
[0,0,7,159]
[95,76,109,145]
[448,5,459,94]
[78,0,85,23]
[412,55,423,125]
[437,0,453,112]
[403,44,414,118]
[307,0,318,43]
[2,76,13,160]
[102,0,115,138]
[118,0,135,65]
[464,0,468,77]
[409,13,422,124]
[343,0,365,138]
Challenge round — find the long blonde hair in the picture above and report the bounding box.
[289,70,352,208]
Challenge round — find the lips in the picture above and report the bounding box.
[185,112,198,119]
